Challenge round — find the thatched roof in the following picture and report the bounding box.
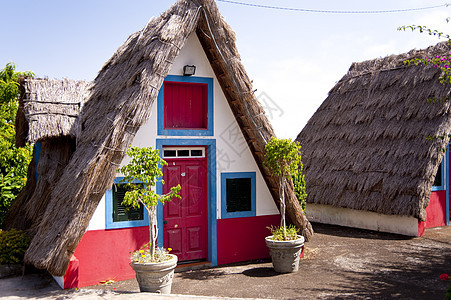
[296,41,451,221]
[8,0,312,276]
[16,78,89,145]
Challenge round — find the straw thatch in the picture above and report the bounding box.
[7,0,312,276]
[296,41,451,221]
[15,78,89,146]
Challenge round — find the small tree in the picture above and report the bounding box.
[118,146,181,261]
[264,137,302,240]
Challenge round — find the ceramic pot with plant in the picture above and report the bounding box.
[118,146,181,293]
[264,137,305,273]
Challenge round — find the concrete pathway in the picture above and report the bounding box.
[2,223,451,299]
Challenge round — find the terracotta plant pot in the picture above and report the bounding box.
[265,235,304,273]
[130,254,178,294]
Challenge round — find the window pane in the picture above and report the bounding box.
[177,150,190,157]
[433,162,443,187]
[163,150,176,157]
[113,184,144,222]
[226,178,252,212]
[191,149,203,157]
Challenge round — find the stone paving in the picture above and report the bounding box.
[2,223,451,299]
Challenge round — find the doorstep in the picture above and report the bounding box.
[175,261,212,273]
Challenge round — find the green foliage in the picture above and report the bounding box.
[264,137,301,178]
[292,168,307,212]
[118,146,181,210]
[0,63,33,228]
[267,225,299,241]
[446,285,451,300]
[0,228,29,265]
[130,245,171,264]
[398,23,451,85]
[403,55,451,84]
[398,25,451,40]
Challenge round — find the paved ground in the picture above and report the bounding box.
[2,223,451,299]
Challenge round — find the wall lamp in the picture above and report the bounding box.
[183,65,196,76]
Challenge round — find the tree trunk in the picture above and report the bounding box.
[284,179,313,241]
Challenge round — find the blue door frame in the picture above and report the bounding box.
[155,138,217,266]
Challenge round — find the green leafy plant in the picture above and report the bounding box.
[118,146,181,262]
[264,137,302,240]
[0,228,29,265]
[292,165,307,212]
[131,244,172,264]
[0,63,33,228]
[267,225,299,241]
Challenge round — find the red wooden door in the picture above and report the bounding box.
[163,157,208,262]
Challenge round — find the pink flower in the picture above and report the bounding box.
[440,273,449,280]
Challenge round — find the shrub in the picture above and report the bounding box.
[292,165,307,212]
[0,228,29,265]
[267,225,299,241]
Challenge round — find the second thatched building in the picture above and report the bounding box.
[296,41,451,237]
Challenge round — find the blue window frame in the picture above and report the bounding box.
[105,177,149,229]
[432,152,447,191]
[157,75,214,136]
[221,172,256,219]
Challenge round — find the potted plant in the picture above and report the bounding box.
[264,137,305,273]
[118,146,181,293]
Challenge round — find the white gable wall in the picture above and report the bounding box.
[87,33,278,231]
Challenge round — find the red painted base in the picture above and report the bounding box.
[64,226,149,289]
[64,255,79,289]
[216,214,280,265]
[418,190,447,237]
[426,190,447,228]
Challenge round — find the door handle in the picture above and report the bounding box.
[163,220,168,225]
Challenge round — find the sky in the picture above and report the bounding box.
[1,0,451,139]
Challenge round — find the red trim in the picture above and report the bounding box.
[418,220,425,237]
[64,255,79,289]
[425,190,447,229]
[217,214,280,265]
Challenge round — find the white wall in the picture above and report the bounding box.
[306,203,419,236]
[87,33,278,230]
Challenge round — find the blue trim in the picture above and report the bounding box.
[156,138,217,266]
[433,153,447,191]
[221,172,256,219]
[35,142,41,182]
[157,75,214,136]
[446,146,450,225]
[105,177,149,230]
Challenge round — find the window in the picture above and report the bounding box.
[112,184,144,222]
[221,172,256,218]
[105,177,148,229]
[164,81,208,130]
[432,159,445,191]
[162,147,205,159]
[157,75,213,136]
